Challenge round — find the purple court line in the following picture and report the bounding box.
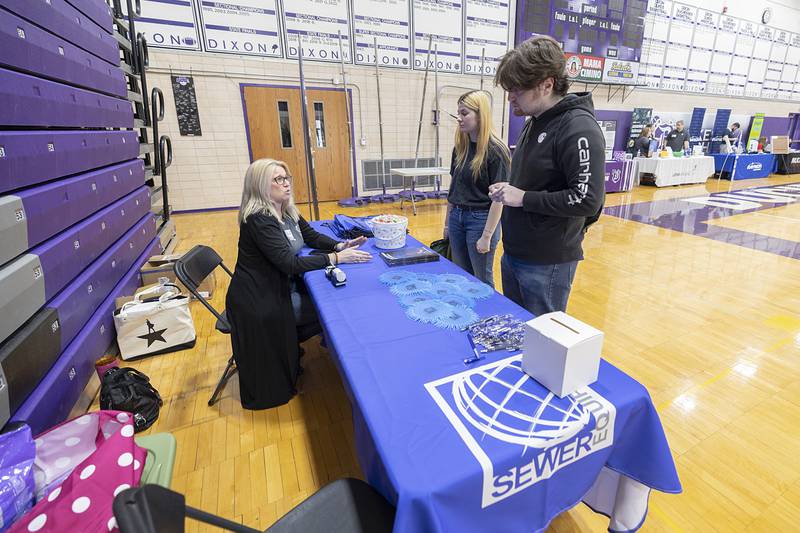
[603,182,800,260]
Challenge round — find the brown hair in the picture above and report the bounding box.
[495,36,570,95]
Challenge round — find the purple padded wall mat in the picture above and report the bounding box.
[2,0,119,65]
[64,0,113,34]
[10,237,162,435]
[32,186,149,301]
[0,160,144,266]
[50,213,156,351]
[0,130,139,194]
[0,215,154,423]
[0,68,133,128]
[0,8,126,97]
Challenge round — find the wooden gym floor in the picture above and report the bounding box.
[93,175,800,531]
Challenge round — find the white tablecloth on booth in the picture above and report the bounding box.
[635,156,715,187]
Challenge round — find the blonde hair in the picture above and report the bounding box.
[453,91,510,180]
[238,159,299,225]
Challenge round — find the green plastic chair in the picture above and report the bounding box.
[135,433,177,488]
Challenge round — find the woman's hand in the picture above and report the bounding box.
[337,248,372,264]
[476,235,491,254]
[336,236,368,251]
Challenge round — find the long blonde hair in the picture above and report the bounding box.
[238,158,299,225]
[453,91,510,180]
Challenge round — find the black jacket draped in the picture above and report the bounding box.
[225,212,338,409]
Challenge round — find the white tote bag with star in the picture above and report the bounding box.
[113,283,196,360]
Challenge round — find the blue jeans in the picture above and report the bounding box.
[501,254,578,316]
[448,206,501,286]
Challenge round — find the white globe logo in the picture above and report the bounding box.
[452,358,590,449]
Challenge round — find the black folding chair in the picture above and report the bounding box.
[173,245,236,406]
[113,479,396,533]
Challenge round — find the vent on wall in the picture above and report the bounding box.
[361,158,441,191]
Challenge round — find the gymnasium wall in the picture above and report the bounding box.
[145,0,800,211]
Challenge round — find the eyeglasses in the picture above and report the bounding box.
[273,175,292,185]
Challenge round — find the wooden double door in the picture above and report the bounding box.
[242,86,352,204]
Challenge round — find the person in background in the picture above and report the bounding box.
[488,35,605,316]
[633,125,654,157]
[721,122,742,153]
[226,159,370,410]
[665,120,689,154]
[443,90,510,286]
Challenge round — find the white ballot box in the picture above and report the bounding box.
[522,312,603,398]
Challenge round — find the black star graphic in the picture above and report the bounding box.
[138,326,168,347]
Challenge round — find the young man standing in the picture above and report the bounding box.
[488,36,605,316]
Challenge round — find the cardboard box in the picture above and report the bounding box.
[521,312,603,398]
[771,136,790,154]
[139,254,215,299]
[114,282,165,309]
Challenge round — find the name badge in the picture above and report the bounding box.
[284,229,296,241]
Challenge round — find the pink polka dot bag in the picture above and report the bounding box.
[10,411,146,533]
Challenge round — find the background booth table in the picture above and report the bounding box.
[302,227,681,533]
[390,167,450,215]
[712,153,775,180]
[775,153,800,175]
[604,159,636,193]
[634,156,714,187]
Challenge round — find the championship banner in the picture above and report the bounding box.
[199,0,282,57]
[136,0,201,50]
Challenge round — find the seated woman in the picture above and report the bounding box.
[226,158,370,410]
[632,125,653,157]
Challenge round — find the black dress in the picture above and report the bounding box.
[225,212,338,410]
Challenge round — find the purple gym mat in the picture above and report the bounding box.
[63,0,113,34]
[0,215,155,424]
[32,187,150,301]
[10,237,162,435]
[0,7,126,97]
[0,67,133,128]
[0,130,140,194]
[2,0,120,65]
[0,160,144,266]
[50,213,157,351]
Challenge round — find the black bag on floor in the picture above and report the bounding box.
[100,367,163,432]
[430,238,451,260]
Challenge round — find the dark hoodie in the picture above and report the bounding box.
[502,92,605,265]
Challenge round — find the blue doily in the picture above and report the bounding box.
[390,279,434,296]
[412,272,439,284]
[459,281,494,300]
[438,293,475,309]
[398,293,434,308]
[436,273,470,286]
[379,270,418,285]
[406,300,453,324]
[427,282,465,298]
[434,305,479,330]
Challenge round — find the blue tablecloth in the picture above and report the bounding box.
[712,153,775,180]
[302,228,681,532]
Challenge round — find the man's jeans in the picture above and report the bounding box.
[448,206,501,286]
[501,254,578,316]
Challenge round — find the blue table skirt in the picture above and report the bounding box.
[303,228,681,532]
[712,153,775,180]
